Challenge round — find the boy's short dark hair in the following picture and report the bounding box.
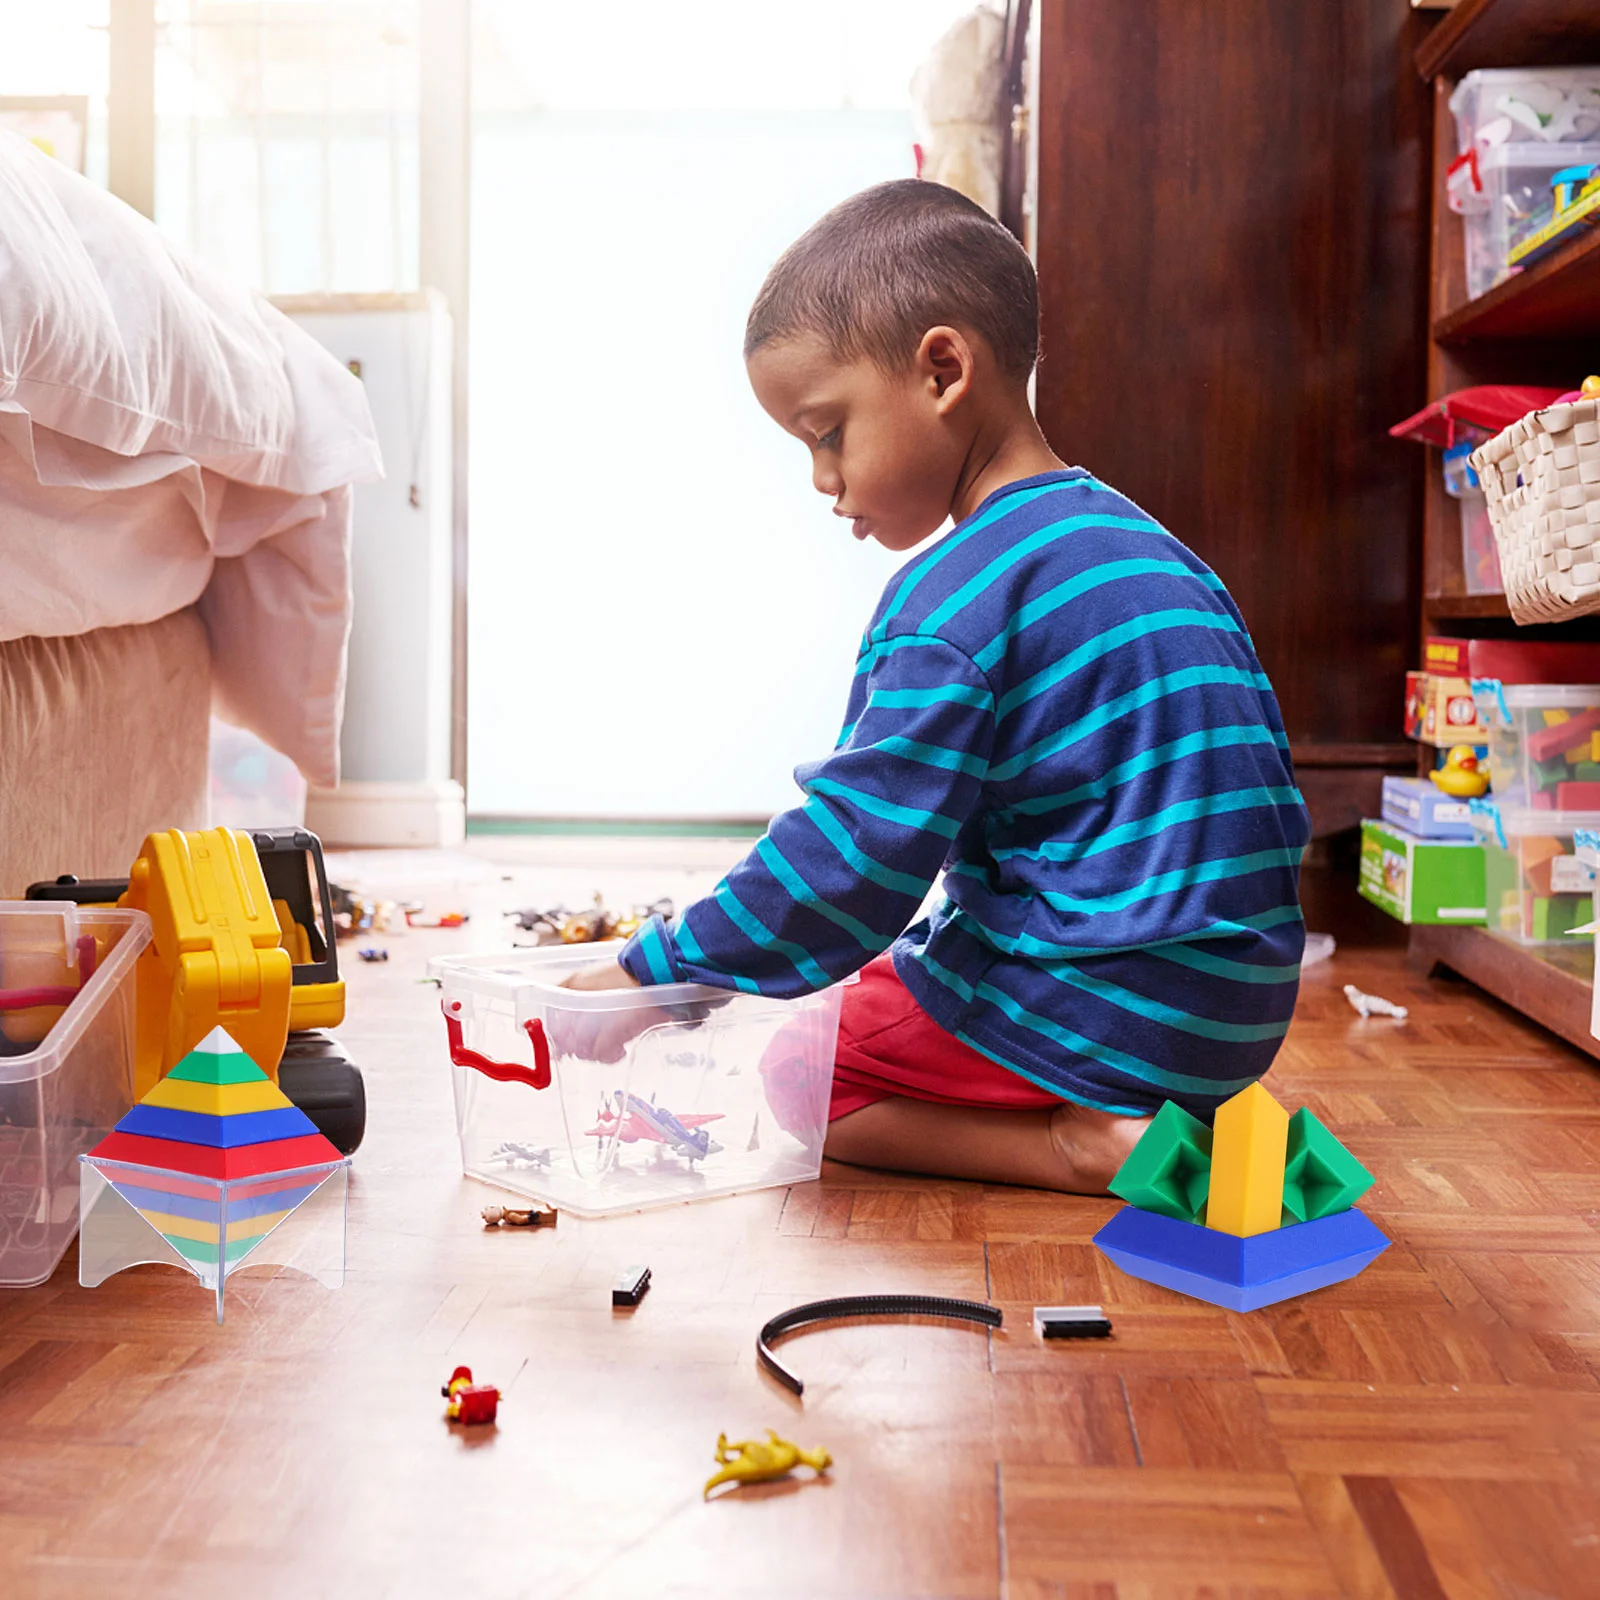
[744,180,1039,383]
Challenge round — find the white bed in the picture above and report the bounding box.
[0,130,381,891]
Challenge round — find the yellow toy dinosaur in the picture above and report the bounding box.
[703,1430,832,1498]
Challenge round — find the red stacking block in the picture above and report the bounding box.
[1527,709,1600,763]
[89,1130,341,1181]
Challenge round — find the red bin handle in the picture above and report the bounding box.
[441,999,551,1090]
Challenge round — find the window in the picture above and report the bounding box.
[468,0,978,820]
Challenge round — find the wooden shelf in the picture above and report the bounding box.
[1424,591,1511,620]
[1417,0,1600,80]
[1411,925,1600,1058]
[1434,226,1600,344]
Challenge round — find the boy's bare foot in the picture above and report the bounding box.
[825,1095,1149,1194]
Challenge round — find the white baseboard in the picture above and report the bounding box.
[305,779,467,848]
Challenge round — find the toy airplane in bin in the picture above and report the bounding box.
[587,1091,724,1161]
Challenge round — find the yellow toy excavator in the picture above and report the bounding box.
[27,826,365,1154]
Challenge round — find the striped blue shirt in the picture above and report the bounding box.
[621,471,1310,1117]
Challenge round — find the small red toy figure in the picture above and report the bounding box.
[442,1365,500,1425]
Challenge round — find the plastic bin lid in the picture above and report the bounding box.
[1469,800,1600,846]
[1475,140,1600,172]
[1471,679,1600,720]
[427,940,736,1009]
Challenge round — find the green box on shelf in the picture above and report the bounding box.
[1358,818,1486,926]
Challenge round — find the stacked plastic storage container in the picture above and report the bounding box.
[1361,639,1600,942]
[1446,67,1600,300]
[0,902,150,1287]
[1472,680,1600,943]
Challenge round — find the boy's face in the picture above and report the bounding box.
[747,331,972,552]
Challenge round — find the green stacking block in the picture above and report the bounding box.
[1574,763,1600,783]
[1533,755,1569,792]
[1280,1107,1373,1223]
[1109,1100,1213,1223]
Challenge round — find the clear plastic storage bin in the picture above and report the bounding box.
[1471,679,1600,809]
[1444,435,1503,594]
[1450,69,1600,156]
[429,942,845,1218]
[0,903,151,1286]
[1455,141,1600,299]
[1471,802,1599,944]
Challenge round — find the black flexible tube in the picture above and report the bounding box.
[757,1293,1004,1396]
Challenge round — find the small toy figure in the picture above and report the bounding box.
[357,947,388,963]
[507,896,675,946]
[490,1141,553,1169]
[1344,984,1409,1021]
[407,909,469,930]
[613,1263,651,1307]
[560,894,612,944]
[1429,744,1490,799]
[329,883,400,938]
[442,1365,500,1425]
[703,1430,832,1499]
[1032,1305,1113,1339]
[481,1203,556,1228]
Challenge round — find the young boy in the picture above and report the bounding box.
[567,180,1310,1193]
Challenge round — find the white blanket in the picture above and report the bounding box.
[0,130,381,786]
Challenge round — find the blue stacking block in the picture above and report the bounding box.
[1093,1205,1389,1312]
[115,1103,320,1149]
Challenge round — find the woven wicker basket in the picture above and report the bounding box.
[1472,397,1600,624]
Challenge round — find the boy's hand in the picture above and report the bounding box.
[562,962,642,995]
[554,961,661,1063]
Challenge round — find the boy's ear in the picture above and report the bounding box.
[917,326,975,414]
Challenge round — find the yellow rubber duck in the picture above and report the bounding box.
[1581,375,1600,400]
[1429,744,1489,799]
[704,1430,832,1498]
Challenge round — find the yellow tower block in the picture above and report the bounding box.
[1205,1082,1289,1237]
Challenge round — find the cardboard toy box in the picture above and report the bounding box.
[1358,819,1486,926]
[1380,775,1477,841]
[1404,670,1487,744]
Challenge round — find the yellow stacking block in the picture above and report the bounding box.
[1205,1082,1288,1237]
[139,1075,287,1118]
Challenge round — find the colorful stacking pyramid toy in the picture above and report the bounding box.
[1092,1083,1387,1312]
[78,1026,349,1321]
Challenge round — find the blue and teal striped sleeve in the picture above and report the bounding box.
[619,634,995,997]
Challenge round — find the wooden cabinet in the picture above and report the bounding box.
[1408,0,1600,1054]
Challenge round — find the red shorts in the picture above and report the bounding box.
[827,953,1064,1121]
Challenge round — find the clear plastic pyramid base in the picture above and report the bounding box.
[78,1154,350,1323]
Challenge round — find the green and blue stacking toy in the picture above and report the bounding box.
[79,1026,349,1321]
[1093,1083,1387,1312]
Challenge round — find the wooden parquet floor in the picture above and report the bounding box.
[1,850,1597,1598]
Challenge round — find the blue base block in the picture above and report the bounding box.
[1093,1206,1389,1312]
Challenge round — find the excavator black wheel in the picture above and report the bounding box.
[278,1029,367,1155]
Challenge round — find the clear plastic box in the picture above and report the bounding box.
[1455,141,1600,299]
[1444,436,1503,594]
[0,902,151,1286]
[1470,680,1600,809]
[1471,802,1599,944]
[1573,828,1600,1039]
[429,941,844,1218]
[1450,69,1600,156]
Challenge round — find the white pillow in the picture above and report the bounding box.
[0,128,379,493]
